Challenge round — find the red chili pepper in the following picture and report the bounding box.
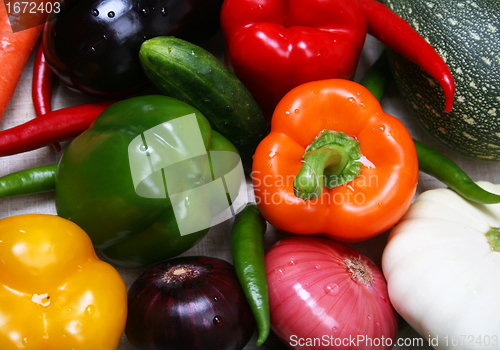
[358,0,454,112]
[0,101,115,157]
[32,42,55,118]
[221,0,455,121]
[32,41,61,151]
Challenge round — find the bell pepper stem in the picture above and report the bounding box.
[486,227,500,252]
[293,131,362,201]
[294,147,344,200]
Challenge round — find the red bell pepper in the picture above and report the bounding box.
[221,0,455,122]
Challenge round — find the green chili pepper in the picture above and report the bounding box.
[0,163,57,199]
[359,50,393,103]
[360,51,500,204]
[231,202,270,346]
[413,139,500,204]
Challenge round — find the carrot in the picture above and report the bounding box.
[0,4,43,122]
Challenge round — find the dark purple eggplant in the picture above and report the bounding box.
[42,0,223,98]
[126,256,256,350]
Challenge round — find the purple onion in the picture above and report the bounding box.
[126,256,255,350]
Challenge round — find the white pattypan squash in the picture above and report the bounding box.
[382,181,500,350]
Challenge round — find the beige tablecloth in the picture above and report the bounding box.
[1,34,500,350]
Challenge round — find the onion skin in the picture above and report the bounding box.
[265,237,398,350]
[125,256,256,350]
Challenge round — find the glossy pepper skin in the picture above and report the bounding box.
[221,0,455,122]
[32,40,55,119]
[0,163,57,198]
[231,203,269,346]
[55,95,241,268]
[252,79,419,242]
[221,0,366,120]
[0,101,115,157]
[32,40,61,152]
[0,214,127,349]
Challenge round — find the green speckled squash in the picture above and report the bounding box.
[383,0,500,160]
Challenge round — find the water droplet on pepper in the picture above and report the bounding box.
[85,305,96,316]
[213,316,223,326]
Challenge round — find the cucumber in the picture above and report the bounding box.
[383,0,500,160]
[139,36,268,172]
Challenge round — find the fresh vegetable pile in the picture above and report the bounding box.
[0,0,499,349]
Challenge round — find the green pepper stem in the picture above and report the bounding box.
[485,227,500,252]
[294,147,344,200]
[293,131,362,201]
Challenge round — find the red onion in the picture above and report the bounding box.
[125,256,256,350]
[265,237,397,350]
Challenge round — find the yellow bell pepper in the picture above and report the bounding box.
[0,214,127,350]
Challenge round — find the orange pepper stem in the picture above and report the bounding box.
[293,147,344,200]
[293,130,362,201]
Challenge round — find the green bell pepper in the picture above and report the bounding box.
[55,95,242,268]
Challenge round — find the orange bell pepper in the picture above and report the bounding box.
[252,79,419,242]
